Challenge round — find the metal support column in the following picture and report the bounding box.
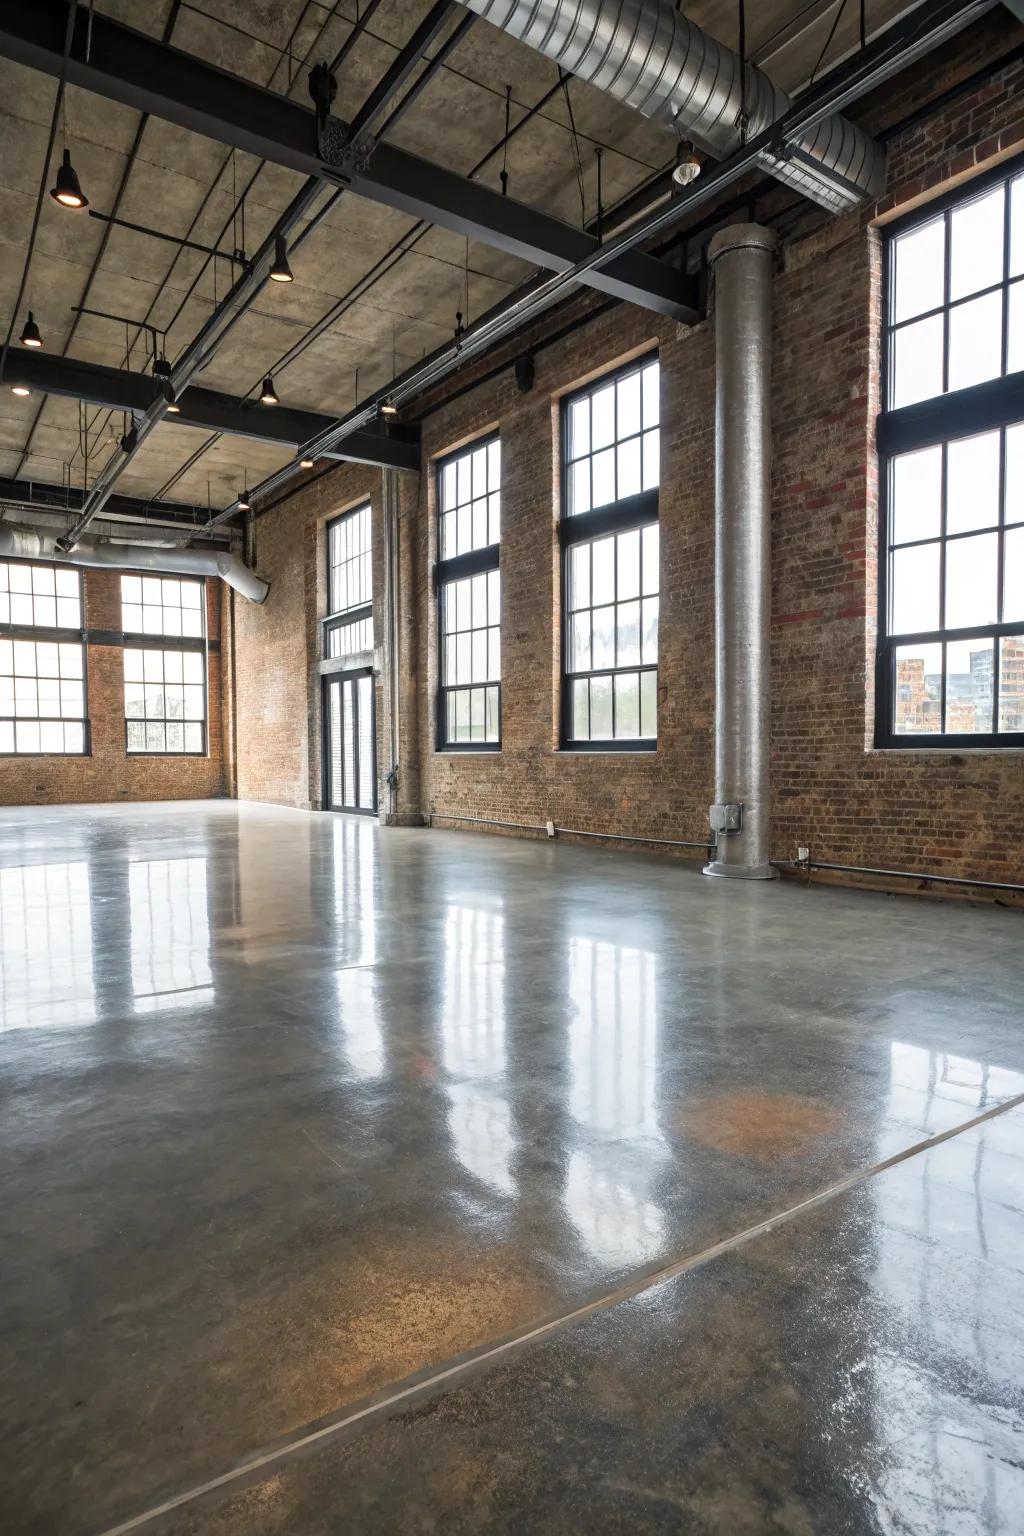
[704,224,778,881]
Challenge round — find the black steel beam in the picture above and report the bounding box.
[0,474,230,532]
[4,350,421,470]
[0,0,698,322]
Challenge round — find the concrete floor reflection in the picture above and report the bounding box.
[1,801,1023,1535]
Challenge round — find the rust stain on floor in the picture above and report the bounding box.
[677,1093,843,1159]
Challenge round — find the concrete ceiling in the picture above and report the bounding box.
[0,0,912,516]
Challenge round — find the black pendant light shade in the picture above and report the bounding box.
[259,374,279,405]
[50,148,88,209]
[19,312,43,348]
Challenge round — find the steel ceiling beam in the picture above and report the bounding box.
[0,475,228,534]
[4,349,421,470]
[0,0,697,323]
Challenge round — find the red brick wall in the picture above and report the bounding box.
[236,14,1024,884]
[1,568,225,806]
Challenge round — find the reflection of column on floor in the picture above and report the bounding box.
[233,809,314,972]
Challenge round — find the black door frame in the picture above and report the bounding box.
[322,667,378,815]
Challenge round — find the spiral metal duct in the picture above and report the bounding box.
[461,0,886,211]
[0,521,270,603]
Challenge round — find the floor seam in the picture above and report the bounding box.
[95,1089,1024,1536]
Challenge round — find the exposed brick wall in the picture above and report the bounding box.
[237,14,1024,884]
[1,568,224,806]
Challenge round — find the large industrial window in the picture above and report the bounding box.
[121,574,207,754]
[561,356,659,749]
[878,161,1024,746]
[436,437,501,749]
[0,561,87,755]
[325,504,373,659]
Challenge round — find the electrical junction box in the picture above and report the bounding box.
[709,803,743,834]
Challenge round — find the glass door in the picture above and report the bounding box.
[324,670,376,813]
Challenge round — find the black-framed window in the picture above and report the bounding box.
[436,436,501,749]
[561,355,659,749]
[120,575,204,638]
[120,574,207,755]
[324,504,373,659]
[0,560,88,755]
[878,160,1024,747]
[124,647,206,755]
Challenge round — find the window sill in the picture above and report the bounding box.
[559,745,658,755]
[435,748,502,757]
[869,745,1024,755]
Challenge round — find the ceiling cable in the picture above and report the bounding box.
[500,83,512,196]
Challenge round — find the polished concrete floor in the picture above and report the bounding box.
[0,800,1022,1535]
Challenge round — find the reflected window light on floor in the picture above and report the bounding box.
[129,857,212,1013]
[0,862,95,1028]
[564,1149,666,1272]
[441,903,506,1079]
[330,818,376,966]
[568,937,661,1142]
[442,903,514,1196]
[333,967,386,1080]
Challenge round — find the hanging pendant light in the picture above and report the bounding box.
[269,234,293,283]
[259,374,279,405]
[19,312,43,348]
[379,398,398,418]
[50,147,89,209]
[238,490,251,512]
[300,458,315,469]
[11,384,30,397]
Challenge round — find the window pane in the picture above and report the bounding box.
[1003,527,1024,623]
[1006,424,1024,518]
[1008,282,1024,376]
[894,642,942,734]
[1011,176,1024,278]
[642,429,659,491]
[616,600,640,667]
[614,672,639,738]
[592,536,614,607]
[640,670,657,738]
[892,217,945,323]
[891,313,943,407]
[569,457,591,516]
[948,290,1003,392]
[617,372,641,438]
[617,529,640,601]
[573,679,589,741]
[891,543,940,634]
[949,187,1004,302]
[945,639,993,733]
[568,397,590,461]
[616,436,641,499]
[945,532,997,628]
[591,447,615,508]
[569,611,591,672]
[641,597,659,664]
[946,432,1000,534]
[998,635,1024,730]
[642,524,659,595]
[891,446,942,544]
[592,606,615,670]
[569,544,590,610]
[591,383,615,450]
[589,675,613,738]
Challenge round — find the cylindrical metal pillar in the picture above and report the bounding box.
[704,224,777,881]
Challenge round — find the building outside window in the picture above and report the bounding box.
[878,159,1024,746]
[0,560,87,755]
[436,436,501,749]
[121,575,207,754]
[325,504,373,660]
[560,355,660,749]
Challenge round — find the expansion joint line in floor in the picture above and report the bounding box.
[97,1090,1024,1536]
